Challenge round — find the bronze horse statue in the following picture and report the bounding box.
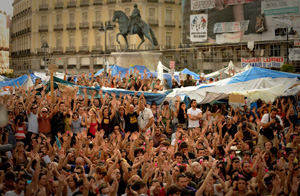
[112,10,158,50]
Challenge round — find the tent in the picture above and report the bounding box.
[0,75,28,88]
[181,68,200,80]
[167,67,300,104]
[205,61,243,79]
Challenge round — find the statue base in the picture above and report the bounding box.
[111,51,162,71]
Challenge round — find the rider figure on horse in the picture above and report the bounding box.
[130,4,141,34]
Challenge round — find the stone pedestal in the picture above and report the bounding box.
[111,51,162,71]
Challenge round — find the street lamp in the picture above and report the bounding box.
[282,27,296,64]
[98,21,114,75]
[41,42,49,70]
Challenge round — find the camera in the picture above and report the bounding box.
[275,117,280,124]
[88,142,93,149]
[242,122,247,129]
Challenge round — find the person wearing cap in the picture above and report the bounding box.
[187,99,202,130]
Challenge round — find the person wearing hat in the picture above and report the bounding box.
[196,73,206,85]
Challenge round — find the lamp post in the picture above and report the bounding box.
[283,27,296,64]
[41,42,49,71]
[98,21,114,75]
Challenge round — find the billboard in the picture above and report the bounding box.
[241,57,284,68]
[182,0,300,44]
[190,14,208,42]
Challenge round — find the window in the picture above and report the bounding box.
[95,32,102,46]
[109,33,115,46]
[166,33,172,46]
[270,44,280,57]
[69,34,75,47]
[82,33,88,46]
[166,10,172,21]
[149,8,155,18]
[41,35,47,44]
[69,13,75,23]
[56,14,62,24]
[57,35,62,47]
[82,12,88,22]
[95,11,101,21]
[109,10,114,20]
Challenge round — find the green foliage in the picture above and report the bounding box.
[280,63,295,73]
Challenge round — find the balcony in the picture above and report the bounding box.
[93,0,103,5]
[147,0,158,2]
[37,48,44,55]
[122,0,132,2]
[54,24,64,31]
[79,46,89,53]
[147,19,158,26]
[79,22,90,29]
[164,20,175,27]
[67,23,76,30]
[92,45,102,52]
[80,0,90,7]
[92,21,103,29]
[53,47,63,54]
[66,47,76,53]
[165,0,175,4]
[105,20,116,27]
[39,4,48,11]
[54,2,64,9]
[107,45,116,52]
[39,25,48,32]
[67,0,77,8]
[107,0,116,4]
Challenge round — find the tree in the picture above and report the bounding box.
[280,63,295,73]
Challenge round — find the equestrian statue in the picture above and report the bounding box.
[112,4,158,50]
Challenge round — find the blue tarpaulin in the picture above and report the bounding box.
[0,75,28,87]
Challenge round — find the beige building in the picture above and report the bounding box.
[11,0,182,76]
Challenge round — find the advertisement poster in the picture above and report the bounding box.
[263,0,299,16]
[289,48,300,61]
[191,0,215,10]
[214,20,250,33]
[190,14,208,42]
[241,57,284,68]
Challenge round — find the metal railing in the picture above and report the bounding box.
[107,0,116,4]
[147,0,158,2]
[79,46,89,52]
[39,4,48,10]
[66,23,76,30]
[54,24,63,30]
[67,0,77,8]
[80,0,90,6]
[93,0,103,5]
[53,47,63,53]
[39,25,48,31]
[54,2,64,9]
[164,20,175,27]
[92,45,103,52]
[79,22,90,29]
[165,0,175,4]
[66,47,76,53]
[92,21,103,28]
[147,19,158,26]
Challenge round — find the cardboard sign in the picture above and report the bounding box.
[229,94,245,103]
[169,61,175,70]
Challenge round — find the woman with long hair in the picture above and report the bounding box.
[177,102,187,128]
[86,108,101,137]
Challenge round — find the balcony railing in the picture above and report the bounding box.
[54,24,64,31]
[92,21,103,28]
[67,23,76,30]
[164,20,175,27]
[79,22,90,29]
[107,45,116,52]
[165,0,175,4]
[92,45,102,52]
[39,25,48,32]
[122,0,132,2]
[37,48,44,54]
[93,0,103,5]
[80,0,90,7]
[147,0,158,2]
[66,47,76,53]
[39,4,48,11]
[67,0,77,8]
[107,0,116,4]
[105,20,116,27]
[79,46,89,52]
[54,2,64,9]
[147,19,158,26]
[53,47,63,54]
[165,45,175,50]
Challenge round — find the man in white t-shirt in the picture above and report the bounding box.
[258,107,283,149]
[137,94,154,133]
[5,177,25,196]
[187,99,202,129]
[27,102,39,135]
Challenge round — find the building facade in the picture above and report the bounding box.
[11,0,182,76]
[0,11,11,74]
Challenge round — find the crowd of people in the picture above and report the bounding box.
[0,69,300,196]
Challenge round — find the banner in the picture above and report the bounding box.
[241,57,284,68]
[191,0,215,10]
[263,0,299,16]
[214,20,250,33]
[223,0,255,6]
[289,48,300,61]
[190,14,208,42]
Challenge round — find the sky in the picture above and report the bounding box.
[1,0,14,16]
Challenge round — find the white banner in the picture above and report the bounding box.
[223,0,255,6]
[241,57,284,68]
[289,48,300,61]
[214,20,250,33]
[263,0,299,16]
[191,0,215,10]
[190,14,208,42]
